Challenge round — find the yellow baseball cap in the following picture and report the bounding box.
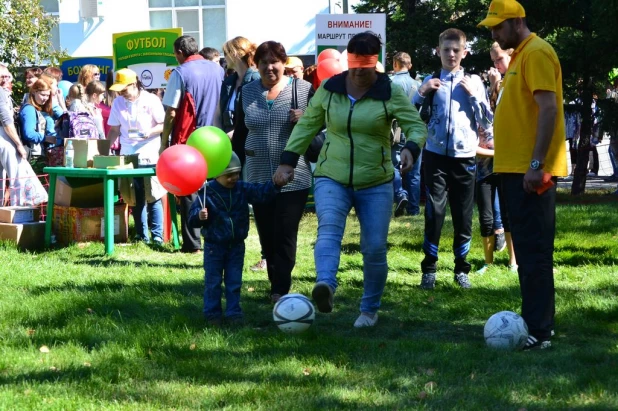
[109,68,138,91]
[285,56,303,69]
[477,0,526,27]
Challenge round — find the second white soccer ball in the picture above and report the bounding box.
[273,293,315,334]
[484,311,529,350]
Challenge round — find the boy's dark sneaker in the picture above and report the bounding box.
[394,196,408,217]
[205,317,222,327]
[454,272,472,288]
[494,231,506,252]
[226,315,245,326]
[312,282,334,313]
[522,335,551,351]
[420,273,436,289]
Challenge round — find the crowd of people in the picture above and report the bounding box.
[0,0,597,350]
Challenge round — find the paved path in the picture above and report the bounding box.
[561,139,617,192]
[557,176,617,192]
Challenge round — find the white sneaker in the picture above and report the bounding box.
[354,313,378,328]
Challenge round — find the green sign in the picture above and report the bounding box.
[112,28,182,88]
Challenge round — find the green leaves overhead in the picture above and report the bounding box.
[354,0,618,96]
[0,0,67,68]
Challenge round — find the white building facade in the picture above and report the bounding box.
[43,0,362,61]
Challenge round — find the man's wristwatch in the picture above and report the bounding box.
[530,159,544,170]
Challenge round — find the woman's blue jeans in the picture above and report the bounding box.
[313,177,393,314]
[132,177,163,241]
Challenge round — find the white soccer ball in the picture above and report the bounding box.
[273,293,315,334]
[484,311,529,350]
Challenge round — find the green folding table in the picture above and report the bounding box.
[43,167,180,255]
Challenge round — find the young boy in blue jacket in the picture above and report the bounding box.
[412,28,493,290]
[189,152,281,325]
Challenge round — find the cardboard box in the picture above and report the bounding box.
[93,155,139,169]
[54,176,105,208]
[66,138,111,168]
[53,204,128,245]
[0,207,41,224]
[0,222,45,250]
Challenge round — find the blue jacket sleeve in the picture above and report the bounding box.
[43,113,57,137]
[52,104,64,120]
[188,188,207,229]
[244,180,281,204]
[188,186,219,229]
[19,105,44,144]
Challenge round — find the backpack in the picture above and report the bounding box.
[62,111,99,139]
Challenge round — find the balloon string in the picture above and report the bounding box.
[203,181,207,210]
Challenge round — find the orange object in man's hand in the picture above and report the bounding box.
[536,173,554,195]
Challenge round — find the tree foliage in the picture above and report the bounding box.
[355,0,618,194]
[354,0,491,75]
[0,0,66,69]
[355,0,618,92]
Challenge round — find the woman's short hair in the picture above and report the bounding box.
[223,36,257,67]
[347,31,382,55]
[43,66,63,82]
[254,41,287,65]
[28,78,53,114]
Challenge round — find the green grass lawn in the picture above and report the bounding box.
[1,190,618,410]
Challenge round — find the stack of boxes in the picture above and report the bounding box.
[0,207,45,250]
[52,176,128,245]
[51,139,129,245]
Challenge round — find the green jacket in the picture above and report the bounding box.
[281,72,427,190]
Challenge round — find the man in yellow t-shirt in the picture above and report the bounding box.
[479,0,566,351]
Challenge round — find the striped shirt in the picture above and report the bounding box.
[239,78,313,193]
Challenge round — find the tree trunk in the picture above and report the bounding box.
[405,0,416,14]
[570,79,594,195]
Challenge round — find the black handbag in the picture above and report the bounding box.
[292,78,325,163]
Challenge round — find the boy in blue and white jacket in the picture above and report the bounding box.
[412,28,493,290]
[188,152,281,325]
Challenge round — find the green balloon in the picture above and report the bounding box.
[186,126,233,178]
[610,68,618,82]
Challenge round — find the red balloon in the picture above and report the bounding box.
[317,58,343,82]
[318,48,341,63]
[156,145,208,196]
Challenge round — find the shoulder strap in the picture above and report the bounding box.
[292,78,298,110]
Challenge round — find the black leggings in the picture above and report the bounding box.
[252,188,309,296]
[476,174,510,237]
